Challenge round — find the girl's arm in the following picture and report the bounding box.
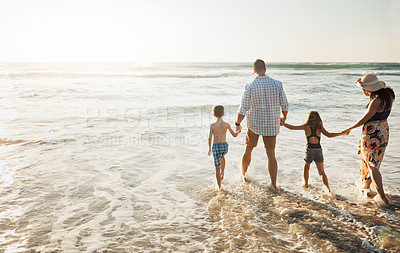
[344,98,380,132]
[321,126,345,138]
[227,123,241,137]
[208,126,213,156]
[282,122,306,130]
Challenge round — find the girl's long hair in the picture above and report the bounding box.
[303,111,323,129]
[366,87,395,110]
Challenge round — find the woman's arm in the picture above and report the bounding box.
[282,122,306,130]
[344,98,380,132]
[321,127,345,138]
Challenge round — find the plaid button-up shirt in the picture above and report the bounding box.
[238,75,289,136]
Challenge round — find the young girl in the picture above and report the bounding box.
[281,111,347,192]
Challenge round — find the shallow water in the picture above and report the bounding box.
[0,62,399,252]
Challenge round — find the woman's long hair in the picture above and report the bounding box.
[366,87,395,110]
[303,111,323,129]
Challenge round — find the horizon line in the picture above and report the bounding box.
[1,61,399,64]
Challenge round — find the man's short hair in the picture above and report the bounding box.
[253,59,266,72]
[213,105,224,118]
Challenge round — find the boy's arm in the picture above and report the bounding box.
[227,123,241,137]
[208,126,213,156]
[321,127,346,138]
[282,122,305,130]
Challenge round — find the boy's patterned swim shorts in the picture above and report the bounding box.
[212,142,228,166]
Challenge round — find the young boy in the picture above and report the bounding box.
[208,105,241,189]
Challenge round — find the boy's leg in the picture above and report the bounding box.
[215,165,222,189]
[220,156,226,180]
[315,162,331,192]
[303,162,311,188]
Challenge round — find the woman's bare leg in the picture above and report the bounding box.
[363,178,372,190]
[369,165,389,204]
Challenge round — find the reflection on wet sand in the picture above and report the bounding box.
[201,180,400,252]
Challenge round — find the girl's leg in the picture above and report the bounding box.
[215,165,222,189]
[303,162,311,188]
[369,165,389,204]
[220,156,226,180]
[315,162,331,192]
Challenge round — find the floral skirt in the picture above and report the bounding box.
[358,120,389,182]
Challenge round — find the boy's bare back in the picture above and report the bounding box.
[210,119,229,143]
[210,118,240,144]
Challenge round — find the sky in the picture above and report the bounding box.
[1,0,399,62]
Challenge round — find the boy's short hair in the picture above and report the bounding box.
[213,105,224,118]
[253,59,266,72]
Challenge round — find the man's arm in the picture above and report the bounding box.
[237,86,250,131]
[235,114,245,131]
[281,110,288,124]
[279,83,289,123]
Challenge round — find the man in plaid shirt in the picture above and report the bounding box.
[235,59,289,189]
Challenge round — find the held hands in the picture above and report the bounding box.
[280,117,286,126]
[235,124,241,132]
[342,129,351,135]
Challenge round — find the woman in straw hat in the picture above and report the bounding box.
[343,74,395,205]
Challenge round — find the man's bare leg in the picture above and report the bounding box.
[220,156,226,181]
[266,148,278,189]
[241,145,253,182]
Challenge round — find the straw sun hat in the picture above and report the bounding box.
[356,74,386,92]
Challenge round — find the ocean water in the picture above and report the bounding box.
[0,62,399,252]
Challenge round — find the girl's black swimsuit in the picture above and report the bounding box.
[306,127,321,149]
